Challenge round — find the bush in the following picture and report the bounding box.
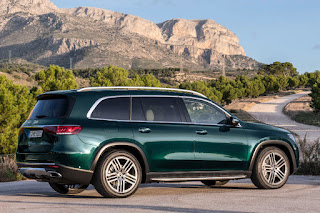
[90,65,161,87]
[309,82,320,113]
[296,136,320,175]
[0,155,24,182]
[0,76,36,154]
[35,65,78,92]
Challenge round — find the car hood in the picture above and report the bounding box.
[243,122,290,133]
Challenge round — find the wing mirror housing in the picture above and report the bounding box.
[227,116,240,127]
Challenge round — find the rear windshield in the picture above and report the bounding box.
[29,98,69,120]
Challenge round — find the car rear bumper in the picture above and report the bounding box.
[17,162,93,185]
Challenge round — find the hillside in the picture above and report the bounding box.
[0,0,262,71]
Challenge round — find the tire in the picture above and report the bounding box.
[49,183,88,194]
[201,180,229,187]
[93,150,142,198]
[251,146,290,189]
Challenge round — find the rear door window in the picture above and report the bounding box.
[29,98,69,120]
[132,97,182,123]
[91,97,130,120]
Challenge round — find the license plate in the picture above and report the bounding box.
[28,130,43,138]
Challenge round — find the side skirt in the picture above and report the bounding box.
[146,170,251,182]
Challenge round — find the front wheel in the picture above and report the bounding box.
[93,150,142,198]
[49,183,88,194]
[251,146,290,189]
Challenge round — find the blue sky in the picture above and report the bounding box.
[51,0,320,73]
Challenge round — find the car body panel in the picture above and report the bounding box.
[192,124,249,170]
[16,89,299,185]
[132,122,195,172]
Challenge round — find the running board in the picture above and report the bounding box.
[146,171,251,183]
[151,175,247,182]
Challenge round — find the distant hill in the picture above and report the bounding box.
[0,0,262,71]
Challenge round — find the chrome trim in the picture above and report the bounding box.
[86,95,241,128]
[17,162,56,166]
[151,175,247,182]
[19,168,62,179]
[77,86,207,98]
[48,171,62,178]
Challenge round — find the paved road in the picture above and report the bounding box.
[247,91,320,142]
[0,176,319,213]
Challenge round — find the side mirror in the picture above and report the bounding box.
[228,117,240,127]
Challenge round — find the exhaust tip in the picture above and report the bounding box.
[48,171,62,178]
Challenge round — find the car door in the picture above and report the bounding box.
[182,97,248,171]
[131,96,196,172]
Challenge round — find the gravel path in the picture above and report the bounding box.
[247,91,320,142]
[0,176,319,213]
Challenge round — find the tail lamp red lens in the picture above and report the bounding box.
[48,165,59,169]
[43,126,82,135]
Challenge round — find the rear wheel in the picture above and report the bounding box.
[93,150,142,198]
[201,180,229,187]
[49,183,88,194]
[251,146,290,189]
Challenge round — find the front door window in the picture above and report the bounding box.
[183,99,227,125]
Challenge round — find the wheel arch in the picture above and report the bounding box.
[90,142,150,183]
[249,140,297,174]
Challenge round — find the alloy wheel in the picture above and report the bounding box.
[262,152,288,186]
[105,156,138,194]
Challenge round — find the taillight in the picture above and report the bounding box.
[43,126,82,135]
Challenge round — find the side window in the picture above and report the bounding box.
[132,97,182,122]
[91,97,130,120]
[183,98,227,124]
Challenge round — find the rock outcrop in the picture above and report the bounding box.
[0,0,59,15]
[0,0,262,71]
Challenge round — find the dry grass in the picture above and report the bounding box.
[225,89,305,112]
[296,136,320,175]
[284,95,320,127]
[0,155,25,182]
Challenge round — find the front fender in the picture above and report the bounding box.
[248,140,298,174]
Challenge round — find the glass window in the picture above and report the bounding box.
[29,98,69,119]
[133,97,182,122]
[132,98,146,121]
[91,97,129,120]
[184,99,227,124]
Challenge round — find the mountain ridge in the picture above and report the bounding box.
[0,0,262,71]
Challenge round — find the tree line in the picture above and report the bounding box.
[1,63,320,154]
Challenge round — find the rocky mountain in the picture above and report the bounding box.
[0,0,262,71]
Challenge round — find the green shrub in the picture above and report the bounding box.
[309,82,320,113]
[35,65,78,92]
[0,76,36,154]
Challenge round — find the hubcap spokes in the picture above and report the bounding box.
[106,156,138,194]
[262,152,287,185]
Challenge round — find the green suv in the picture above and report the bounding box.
[17,87,299,198]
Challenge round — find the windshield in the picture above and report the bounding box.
[29,98,69,120]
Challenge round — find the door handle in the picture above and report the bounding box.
[196,130,207,135]
[139,127,151,133]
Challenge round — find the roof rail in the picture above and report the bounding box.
[77,86,207,98]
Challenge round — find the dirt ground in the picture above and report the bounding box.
[284,95,313,116]
[225,89,306,112]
